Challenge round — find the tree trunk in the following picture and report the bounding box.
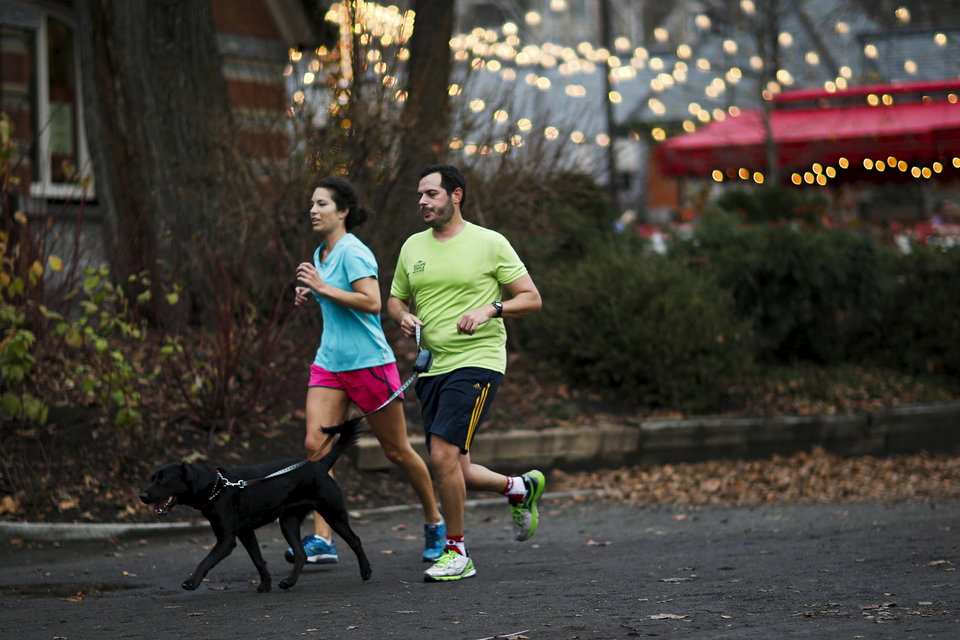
[76,0,252,314]
[398,0,454,182]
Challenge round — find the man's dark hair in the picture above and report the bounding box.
[420,164,467,208]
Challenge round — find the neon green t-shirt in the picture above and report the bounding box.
[390,222,527,376]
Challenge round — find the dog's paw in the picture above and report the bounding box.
[257,581,272,593]
[181,579,199,591]
[278,579,294,590]
[360,567,372,581]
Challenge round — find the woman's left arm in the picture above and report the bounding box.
[320,276,381,315]
[296,262,381,314]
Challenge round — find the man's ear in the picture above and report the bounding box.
[452,187,462,204]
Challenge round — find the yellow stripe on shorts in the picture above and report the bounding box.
[463,383,490,452]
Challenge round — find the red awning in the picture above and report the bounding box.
[656,79,960,180]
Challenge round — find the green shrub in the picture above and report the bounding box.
[714,185,827,225]
[673,213,896,364]
[521,241,751,412]
[878,245,960,376]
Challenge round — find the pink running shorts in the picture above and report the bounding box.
[308,363,404,413]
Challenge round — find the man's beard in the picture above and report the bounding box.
[425,200,455,228]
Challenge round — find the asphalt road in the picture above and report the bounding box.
[1,496,957,640]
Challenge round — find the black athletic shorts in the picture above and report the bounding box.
[414,367,503,454]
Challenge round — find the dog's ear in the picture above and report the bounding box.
[181,461,218,489]
[152,462,180,484]
[180,462,201,484]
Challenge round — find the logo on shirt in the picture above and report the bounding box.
[413,260,425,273]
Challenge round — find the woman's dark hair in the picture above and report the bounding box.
[316,176,372,231]
[420,164,467,208]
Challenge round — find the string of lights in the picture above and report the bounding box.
[283,1,958,181]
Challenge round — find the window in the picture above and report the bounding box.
[1,2,93,200]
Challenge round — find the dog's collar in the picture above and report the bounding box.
[206,470,247,505]
[202,463,309,508]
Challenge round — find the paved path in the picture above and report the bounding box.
[1,497,958,639]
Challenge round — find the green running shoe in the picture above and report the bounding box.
[423,548,476,582]
[511,470,545,541]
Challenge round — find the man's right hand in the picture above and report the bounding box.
[399,313,424,338]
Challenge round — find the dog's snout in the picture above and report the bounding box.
[140,491,151,503]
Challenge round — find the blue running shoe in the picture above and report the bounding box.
[284,535,338,564]
[422,521,446,562]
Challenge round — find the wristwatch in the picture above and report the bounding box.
[491,301,503,317]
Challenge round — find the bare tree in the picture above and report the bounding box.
[315,0,456,274]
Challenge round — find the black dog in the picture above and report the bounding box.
[140,418,371,592]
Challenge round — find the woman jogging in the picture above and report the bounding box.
[288,177,445,565]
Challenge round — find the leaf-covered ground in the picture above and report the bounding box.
[552,446,960,507]
[1,363,958,524]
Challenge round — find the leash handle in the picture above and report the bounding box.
[413,323,433,374]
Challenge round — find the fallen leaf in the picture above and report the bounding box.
[649,613,689,620]
[586,539,612,546]
[701,478,722,493]
[0,496,20,514]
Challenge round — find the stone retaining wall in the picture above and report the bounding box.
[351,402,960,472]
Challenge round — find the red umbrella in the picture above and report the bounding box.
[657,79,960,181]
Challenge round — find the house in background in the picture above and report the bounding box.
[0,0,315,265]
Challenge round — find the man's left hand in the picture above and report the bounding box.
[456,305,498,335]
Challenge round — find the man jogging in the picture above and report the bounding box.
[388,164,544,582]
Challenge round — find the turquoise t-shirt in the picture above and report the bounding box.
[390,222,527,376]
[312,234,395,372]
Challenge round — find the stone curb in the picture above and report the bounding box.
[353,401,960,471]
[0,490,595,543]
[5,402,959,542]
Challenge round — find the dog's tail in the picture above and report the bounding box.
[320,416,362,437]
[314,416,362,471]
